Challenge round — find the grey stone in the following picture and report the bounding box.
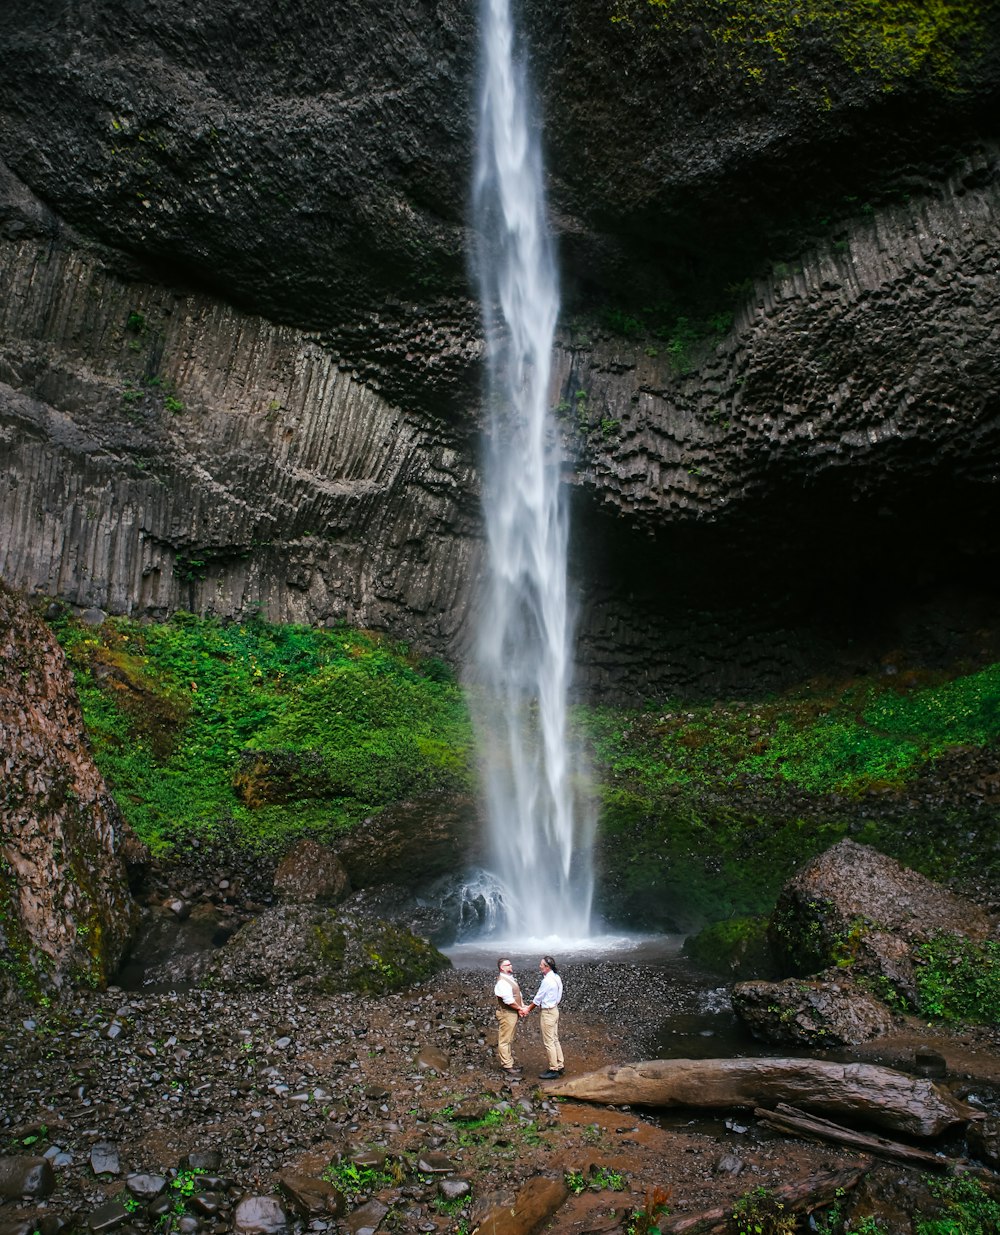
[232,1196,290,1235]
[715,1155,745,1176]
[126,1174,167,1199]
[0,1156,56,1199]
[276,1171,346,1218]
[417,1153,456,1174]
[90,1143,120,1176]
[343,1200,388,1235]
[182,1152,222,1172]
[413,1045,449,1073]
[438,1177,471,1201]
[86,1202,129,1233]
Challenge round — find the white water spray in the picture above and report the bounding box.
[470,0,594,942]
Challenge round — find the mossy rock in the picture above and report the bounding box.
[202,904,451,994]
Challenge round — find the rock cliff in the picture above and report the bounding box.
[1,0,999,695]
[0,581,137,997]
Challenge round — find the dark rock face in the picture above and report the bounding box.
[272,839,351,906]
[769,839,998,1001]
[0,4,999,696]
[0,581,138,998]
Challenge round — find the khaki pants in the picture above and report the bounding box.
[496,1005,519,1068]
[539,1006,563,1071]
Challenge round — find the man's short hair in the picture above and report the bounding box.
[497,957,510,970]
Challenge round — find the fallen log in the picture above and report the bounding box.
[756,1104,949,1170]
[547,1058,981,1138]
[659,1162,869,1234]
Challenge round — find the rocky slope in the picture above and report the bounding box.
[0,581,138,998]
[1,2,1000,696]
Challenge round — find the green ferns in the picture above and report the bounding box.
[51,613,474,856]
[584,663,1000,799]
[914,932,1000,1025]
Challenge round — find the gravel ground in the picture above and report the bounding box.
[2,944,998,1235]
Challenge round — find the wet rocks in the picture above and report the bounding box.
[0,582,138,999]
[768,839,999,1003]
[272,841,351,907]
[231,1196,290,1235]
[202,905,451,995]
[275,1171,346,1218]
[731,976,897,1047]
[0,1157,55,1199]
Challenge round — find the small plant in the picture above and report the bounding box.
[915,1171,1000,1234]
[731,1186,797,1235]
[173,554,208,583]
[433,1191,471,1217]
[913,933,1000,1025]
[566,1165,628,1194]
[321,1158,399,1202]
[625,1186,672,1235]
[164,395,184,414]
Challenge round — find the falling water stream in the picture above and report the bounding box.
[470,0,595,943]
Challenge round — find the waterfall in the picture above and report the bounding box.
[470,0,594,941]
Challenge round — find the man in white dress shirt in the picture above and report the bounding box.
[524,955,564,1079]
[493,957,529,1075]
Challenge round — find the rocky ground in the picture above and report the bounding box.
[2,942,999,1235]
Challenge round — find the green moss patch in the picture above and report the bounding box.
[50,612,474,858]
[615,0,991,91]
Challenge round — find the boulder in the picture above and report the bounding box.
[471,1175,568,1235]
[201,904,451,995]
[732,975,897,1047]
[333,796,482,889]
[768,840,998,1003]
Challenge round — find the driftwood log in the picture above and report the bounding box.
[546,1058,981,1138]
[659,1163,869,1234]
[756,1104,950,1169]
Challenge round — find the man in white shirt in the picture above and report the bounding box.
[524,955,564,1079]
[493,957,528,1075]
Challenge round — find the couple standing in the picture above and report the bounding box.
[494,955,564,1080]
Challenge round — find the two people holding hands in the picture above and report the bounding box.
[493,955,564,1079]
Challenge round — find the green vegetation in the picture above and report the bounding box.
[600,303,733,370]
[51,612,474,857]
[613,0,991,91]
[321,1157,401,1202]
[811,1175,1000,1234]
[565,1166,628,1194]
[46,609,1000,936]
[915,1175,1000,1235]
[682,915,773,978]
[731,1186,797,1235]
[585,665,1000,799]
[440,1099,546,1164]
[584,665,1000,923]
[913,932,1000,1025]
